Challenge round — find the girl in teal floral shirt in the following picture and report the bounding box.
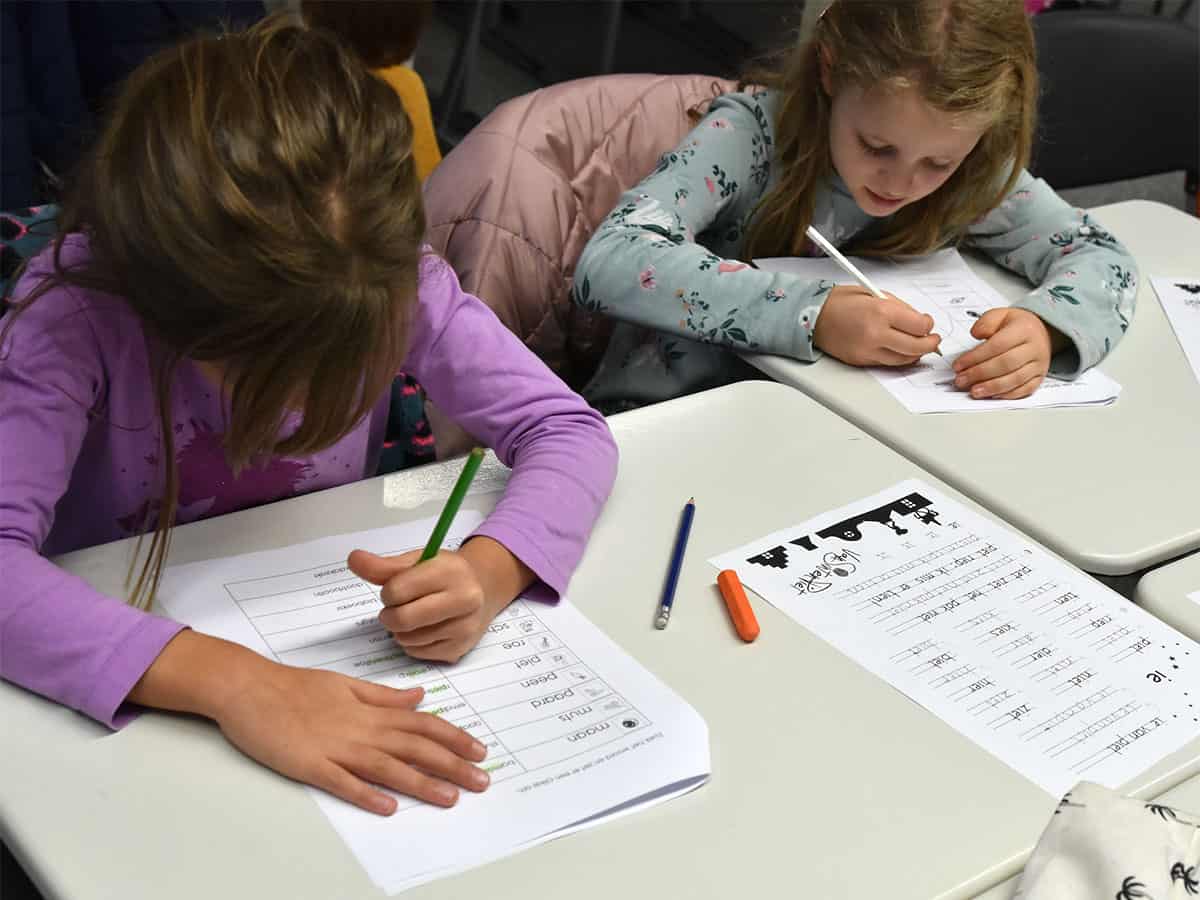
[574,0,1137,410]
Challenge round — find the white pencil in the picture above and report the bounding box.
[806,224,942,356]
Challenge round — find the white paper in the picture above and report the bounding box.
[756,249,1121,414]
[1189,591,1200,609]
[1151,277,1200,388]
[157,516,710,894]
[710,481,1199,797]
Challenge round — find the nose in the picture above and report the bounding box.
[878,165,916,199]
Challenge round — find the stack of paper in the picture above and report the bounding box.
[157,514,710,894]
[756,250,1122,414]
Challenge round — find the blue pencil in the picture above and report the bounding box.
[655,498,695,630]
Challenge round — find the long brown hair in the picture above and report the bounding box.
[743,0,1037,260]
[2,14,424,608]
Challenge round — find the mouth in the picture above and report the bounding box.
[864,186,905,209]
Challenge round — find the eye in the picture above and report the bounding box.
[925,159,954,172]
[859,136,893,157]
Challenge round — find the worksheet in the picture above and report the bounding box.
[710,481,1198,797]
[756,250,1122,413]
[1151,277,1200,388]
[157,514,710,894]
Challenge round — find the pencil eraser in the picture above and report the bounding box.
[717,569,760,642]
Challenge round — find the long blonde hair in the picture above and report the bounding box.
[743,0,1037,260]
[3,14,424,607]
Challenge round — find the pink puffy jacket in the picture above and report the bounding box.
[422,72,737,397]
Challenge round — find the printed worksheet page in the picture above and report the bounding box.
[756,250,1121,413]
[1151,277,1200,388]
[157,513,710,893]
[710,481,1198,797]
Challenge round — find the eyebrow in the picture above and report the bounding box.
[859,131,954,165]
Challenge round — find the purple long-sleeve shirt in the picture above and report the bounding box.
[0,237,618,728]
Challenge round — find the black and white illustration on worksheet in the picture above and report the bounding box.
[712,480,1199,797]
[754,249,1122,413]
[1151,277,1200,389]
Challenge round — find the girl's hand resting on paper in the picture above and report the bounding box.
[128,630,491,816]
[813,285,942,366]
[952,308,1064,400]
[217,662,491,815]
[348,536,535,665]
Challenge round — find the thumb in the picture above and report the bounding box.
[347,548,421,585]
[970,308,1009,340]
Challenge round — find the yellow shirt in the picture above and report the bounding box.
[373,65,442,182]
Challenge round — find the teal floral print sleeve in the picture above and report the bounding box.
[966,170,1138,377]
[574,89,1136,410]
[573,92,835,406]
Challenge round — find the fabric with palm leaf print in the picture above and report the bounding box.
[573,90,1137,408]
[1014,781,1199,899]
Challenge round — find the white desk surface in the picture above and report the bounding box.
[1135,553,1200,642]
[3,382,1198,900]
[745,200,1200,576]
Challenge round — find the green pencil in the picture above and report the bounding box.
[420,447,485,561]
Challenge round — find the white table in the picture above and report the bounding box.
[746,200,1200,576]
[3,382,1198,900]
[1135,553,1200,642]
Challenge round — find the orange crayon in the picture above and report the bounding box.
[717,569,760,642]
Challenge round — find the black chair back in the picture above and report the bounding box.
[1031,11,1199,190]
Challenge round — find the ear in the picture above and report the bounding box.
[818,44,834,96]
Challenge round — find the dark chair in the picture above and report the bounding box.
[1031,11,1198,214]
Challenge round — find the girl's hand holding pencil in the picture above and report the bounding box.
[347,448,535,665]
[348,536,532,664]
[806,223,942,365]
[813,285,942,366]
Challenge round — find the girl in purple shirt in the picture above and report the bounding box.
[0,16,617,816]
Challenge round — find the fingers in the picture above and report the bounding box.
[993,374,1045,400]
[308,712,493,815]
[387,616,464,648]
[380,589,481,633]
[310,759,401,816]
[372,732,490,792]
[391,709,490,763]
[883,297,936,338]
[969,307,1010,340]
[881,329,942,359]
[378,553,480,610]
[354,731,489,794]
[347,548,421,586]
[954,344,1033,392]
[404,638,471,664]
[962,361,1045,400]
[341,748,461,810]
[953,324,1026,374]
[870,347,925,367]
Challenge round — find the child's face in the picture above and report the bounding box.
[825,81,987,218]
